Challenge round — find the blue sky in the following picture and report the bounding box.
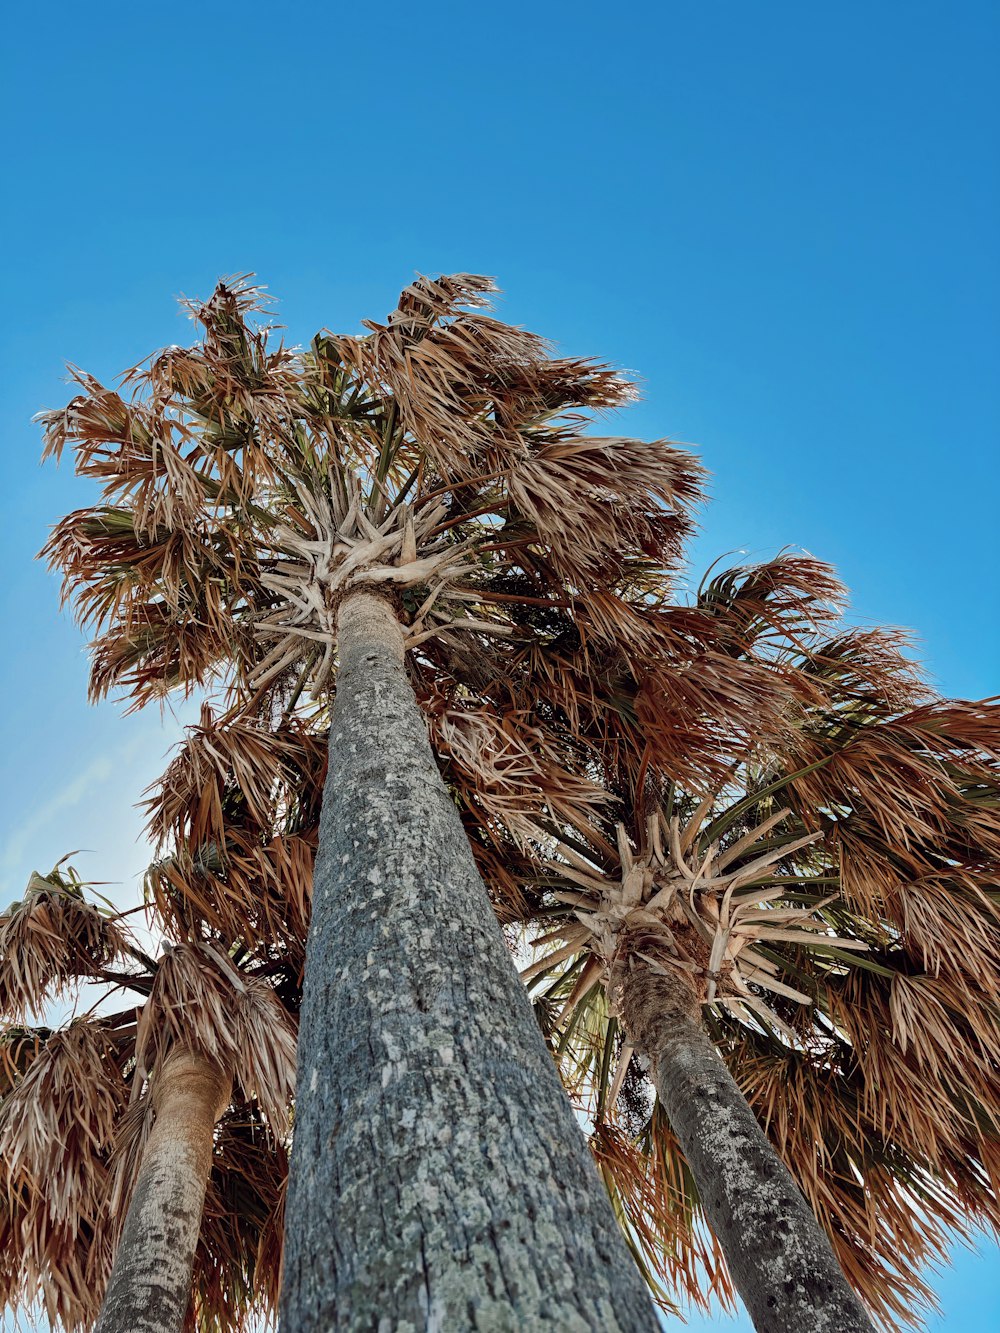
[1,1,997,1326]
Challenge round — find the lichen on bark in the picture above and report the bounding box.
[280,591,657,1331]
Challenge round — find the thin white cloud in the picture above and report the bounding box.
[0,717,188,903]
[0,752,117,887]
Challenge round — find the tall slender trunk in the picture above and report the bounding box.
[618,960,873,1333]
[280,590,656,1331]
[95,1048,231,1333]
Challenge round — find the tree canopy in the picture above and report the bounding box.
[13,273,999,1329]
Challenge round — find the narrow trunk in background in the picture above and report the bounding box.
[280,591,656,1332]
[620,962,873,1333]
[95,1048,231,1333]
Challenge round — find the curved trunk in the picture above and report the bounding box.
[281,591,656,1332]
[618,961,873,1333]
[95,1048,231,1333]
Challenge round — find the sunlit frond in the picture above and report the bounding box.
[0,866,126,1021]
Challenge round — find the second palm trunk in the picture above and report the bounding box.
[95,1048,231,1333]
[617,955,874,1333]
[280,591,656,1331]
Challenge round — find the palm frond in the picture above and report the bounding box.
[0,1017,130,1330]
[0,866,126,1021]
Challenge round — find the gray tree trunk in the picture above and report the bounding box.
[95,1048,232,1333]
[280,590,657,1332]
[618,959,873,1333]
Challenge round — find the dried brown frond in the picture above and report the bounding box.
[0,1025,48,1097]
[590,1114,733,1315]
[504,436,705,585]
[142,706,324,954]
[732,1037,953,1328]
[0,1018,130,1330]
[339,273,598,477]
[43,500,265,708]
[38,375,205,532]
[779,696,1000,928]
[145,704,326,851]
[132,942,296,1136]
[694,554,848,649]
[231,979,297,1137]
[0,868,126,1021]
[429,703,611,848]
[145,829,316,964]
[633,650,806,793]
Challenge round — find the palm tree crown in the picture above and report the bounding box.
[40,274,791,787]
[525,563,1000,1327]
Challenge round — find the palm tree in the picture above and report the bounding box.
[41,274,787,1328]
[43,274,994,1327]
[521,558,1000,1331]
[0,865,296,1333]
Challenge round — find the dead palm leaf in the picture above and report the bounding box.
[0,865,127,1021]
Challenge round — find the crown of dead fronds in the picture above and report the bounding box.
[129,943,295,1129]
[84,942,298,1320]
[0,999,294,1333]
[0,849,299,1331]
[538,810,866,1045]
[40,274,744,777]
[525,672,1000,1328]
[0,866,126,1021]
[0,1016,131,1330]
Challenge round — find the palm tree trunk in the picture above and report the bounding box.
[618,960,873,1333]
[281,590,656,1331]
[95,1048,231,1333]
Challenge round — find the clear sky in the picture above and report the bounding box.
[1,1,997,1327]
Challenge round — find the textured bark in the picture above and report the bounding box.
[619,960,873,1333]
[280,591,657,1332]
[95,1049,232,1333]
